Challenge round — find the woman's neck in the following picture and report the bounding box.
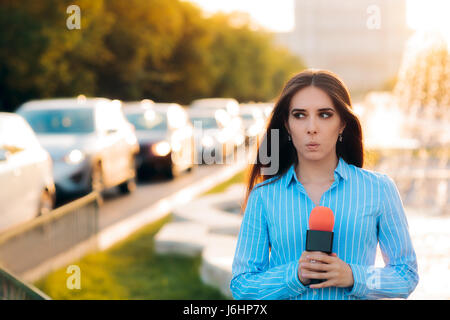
[295,155,339,184]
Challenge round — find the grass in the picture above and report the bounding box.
[33,214,228,300]
[34,167,250,299]
[202,169,247,195]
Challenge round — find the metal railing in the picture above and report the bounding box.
[0,267,50,300]
[0,192,100,299]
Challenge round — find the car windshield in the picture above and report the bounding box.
[240,114,254,121]
[190,117,219,129]
[19,108,95,134]
[125,111,167,131]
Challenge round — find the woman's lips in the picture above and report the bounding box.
[306,144,319,150]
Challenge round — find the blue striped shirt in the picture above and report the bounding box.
[230,156,419,300]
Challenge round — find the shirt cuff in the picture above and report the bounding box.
[285,260,307,296]
[344,263,368,298]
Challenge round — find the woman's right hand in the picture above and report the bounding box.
[297,251,329,286]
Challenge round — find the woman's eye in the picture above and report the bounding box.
[292,112,332,119]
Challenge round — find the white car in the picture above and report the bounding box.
[17,97,139,201]
[190,98,240,115]
[0,113,55,233]
[188,108,238,164]
[239,104,266,143]
[189,98,245,149]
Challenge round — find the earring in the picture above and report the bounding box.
[338,133,343,142]
[288,135,291,142]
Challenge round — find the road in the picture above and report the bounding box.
[98,164,230,230]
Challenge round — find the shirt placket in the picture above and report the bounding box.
[295,172,341,206]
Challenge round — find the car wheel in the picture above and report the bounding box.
[164,163,175,179]
[187,148,195,172]
[90,162,104,206]
[222,144,228,163]
[118,176,136,194]
[165,159,181,179]
[37,189,54,217]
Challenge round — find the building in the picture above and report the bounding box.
[277,0,412,96]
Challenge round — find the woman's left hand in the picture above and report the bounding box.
[300,252,354,289]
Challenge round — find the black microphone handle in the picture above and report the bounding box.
[305,230,334,285]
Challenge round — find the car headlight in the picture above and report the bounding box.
[248,124,261,137]
[152,141,171,156]
[201,135,214,147]
[126,134,137,146]
[64,149,85,165]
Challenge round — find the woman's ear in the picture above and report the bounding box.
[340,121,346,134]
[284,122,291,136]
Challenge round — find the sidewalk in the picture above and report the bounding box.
[405,209,450,300]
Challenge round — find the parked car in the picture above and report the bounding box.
[16,97,139,202]
[0,112,55,233]
[123,101,196,178]
[190,98,240,115]
[238,104,266,144]
[188,108,238,164]
[189,98,245,152]
[261,102,274,120]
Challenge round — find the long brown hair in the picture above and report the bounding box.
[242,69,364,212]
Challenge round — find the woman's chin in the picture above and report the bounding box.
[302,152,323,161]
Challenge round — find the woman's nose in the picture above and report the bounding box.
[306,118,318,134]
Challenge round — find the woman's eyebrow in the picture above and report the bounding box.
[291,107,335,112]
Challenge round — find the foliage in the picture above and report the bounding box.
[0,0,305,112]
[394,32,450,111]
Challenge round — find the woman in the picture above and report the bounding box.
[230,69,419,300]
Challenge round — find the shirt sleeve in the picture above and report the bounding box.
[345,174,419,299]
[230,186,307,300]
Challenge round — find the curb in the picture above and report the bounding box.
[155,184,245,298]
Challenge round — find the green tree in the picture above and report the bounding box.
[0,0,112,111]
[0,0,305,111]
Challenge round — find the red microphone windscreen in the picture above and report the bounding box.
[308,206,335,232]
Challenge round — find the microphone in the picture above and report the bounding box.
[305,206,335,284]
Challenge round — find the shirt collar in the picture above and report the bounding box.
[285,156,349,187]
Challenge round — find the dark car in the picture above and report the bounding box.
[123,101,196,178]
